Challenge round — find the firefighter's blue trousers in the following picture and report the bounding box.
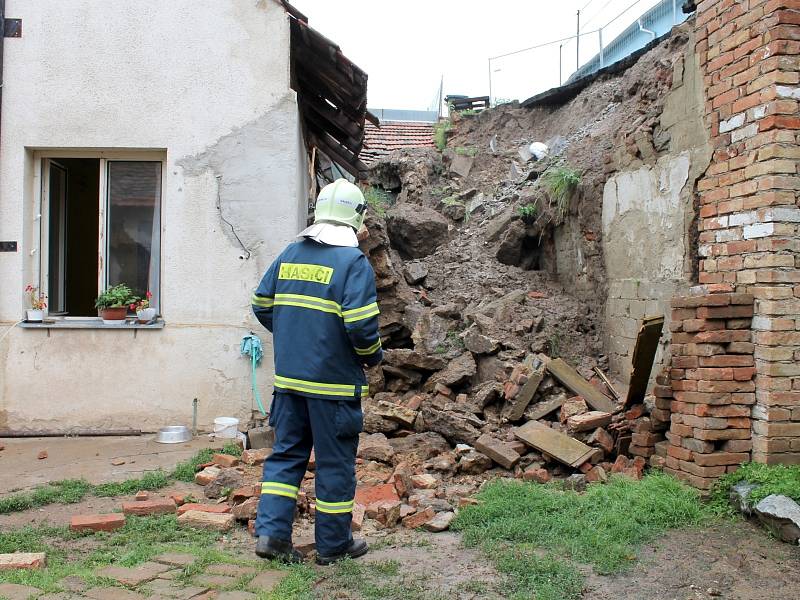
[255,392,362,557]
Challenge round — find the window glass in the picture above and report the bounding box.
[107,161,161,309]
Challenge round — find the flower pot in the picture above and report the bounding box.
[99,306,128,324]
[137,307,156,324]
[26,309,44,322]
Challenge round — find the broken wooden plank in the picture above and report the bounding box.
[593,367,620,401]
[546,358,615,413]
[624,315,665,407]
[515,420,594,468]
[502,355,549,422]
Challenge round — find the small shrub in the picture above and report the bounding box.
[455,146,478,157]
[517,203,538,223]
[433,120,451,151]
[362,186,392,217]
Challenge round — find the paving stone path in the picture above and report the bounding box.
[0,553,287,600]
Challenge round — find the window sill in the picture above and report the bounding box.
[19,319,165,330]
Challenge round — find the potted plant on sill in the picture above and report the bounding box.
[95,284,137,324]
[132,291,156,324]
[25,285,47,322]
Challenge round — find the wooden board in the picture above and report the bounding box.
[546,358,615,413]
[624,315,665,407]
[515,420,595,468]
[525,395,568,421]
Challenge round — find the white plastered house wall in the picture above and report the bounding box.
[0,0,309,432]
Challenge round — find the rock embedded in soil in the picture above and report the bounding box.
[754,495,800,544]
[204,468,244,499]
[386,203,449,259]
[358,433,396,463]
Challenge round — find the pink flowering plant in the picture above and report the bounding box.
[131,290,153,312]
[25,285,47,310]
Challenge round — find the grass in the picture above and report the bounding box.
[452,473,713,599]
[454,146,478,156]
[711,462,800,510]
[541,165,581,220]
[433,120,451,151]
[0,442,243,514]
[362,186,393,218]
[327,558,445,600]
[0,515,314,599]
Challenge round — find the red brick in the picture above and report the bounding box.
[696,305,754,319]
[698,355,754,367]
[667,445,694,461]
[70,514,126,533]
[177,503,231,516]
[121,499,176,516]
[401,507,435,529]
[355,483,400,506]
[523,466,552,483]
[212,454,240,468]
[0,552,47,570]
[698,380,755,393]
[673,356,700,368]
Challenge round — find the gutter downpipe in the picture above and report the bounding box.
[638,18,657,40]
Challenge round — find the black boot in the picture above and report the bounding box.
[255,536,304,563]
[315,538,369,566]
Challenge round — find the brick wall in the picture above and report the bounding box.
[664,290,756,489]
[666,0,800,482]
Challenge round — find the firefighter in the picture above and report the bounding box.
[251,178,382,565]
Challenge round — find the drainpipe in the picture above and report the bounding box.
[0,0,5,158]
[638,18,656,40]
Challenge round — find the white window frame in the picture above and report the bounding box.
[34,150,166,319]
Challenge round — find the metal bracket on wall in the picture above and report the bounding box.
[4,19,21,38]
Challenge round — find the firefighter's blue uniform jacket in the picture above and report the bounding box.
[251,237,382,556]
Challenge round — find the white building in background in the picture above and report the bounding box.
[0,0,371,433]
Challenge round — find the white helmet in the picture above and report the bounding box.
[314,179,367,231]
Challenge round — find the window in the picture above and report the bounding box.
[38,153,163,317]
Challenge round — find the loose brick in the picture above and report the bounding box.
[241,448,271,465]
[401,507,435,529]
[212,453,240,468]
[0,553,47,570]
[566,411,612,433]
[177,503,231,516]
[70,514,126,533]
[177,510,234,531]
[122,499,176,516]
[523,466,552,483]
[474,434,521,469]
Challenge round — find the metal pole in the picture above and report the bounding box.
[488,58,492,106]
[598,28,604,68]
[559,43,563,85]
[673,0,677,24]
[576,10,580,70]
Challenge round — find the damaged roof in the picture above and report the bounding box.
[361,120,436,166]
[281,1,377,179]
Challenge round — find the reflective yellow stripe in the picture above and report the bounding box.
[262,488,297,500]
[261,482,299,492]
[273,293,342,316]
[316,499,354,508]
[342,302,379,318]
[275,294,341,311]
[251,295,274,308]
[316,499,355,514]
[274,376,368,398]
[355,339,382,356]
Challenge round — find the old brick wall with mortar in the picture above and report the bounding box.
[663,0,800,486]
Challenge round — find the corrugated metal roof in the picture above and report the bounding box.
[361,120,435,166]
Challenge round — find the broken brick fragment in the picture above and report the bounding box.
[70,514,126,533]
[522,466,551,483]
[135,491,149,501]
[122,499,176,516]
[212,453,240,468]
[401,506,435,529]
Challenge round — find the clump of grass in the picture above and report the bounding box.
[328,559,442,600]
[711,462,800,511]
[452,473,712,597]
[172,442,240,483]
[362,186,393,217]
[433,120,451,151]
[541,165,581,220]
[517,203,538,224]
[441,196,463,207]
[93,470,170,497]
[454,146,478,157]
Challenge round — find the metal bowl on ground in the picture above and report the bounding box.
[156,425,192,444]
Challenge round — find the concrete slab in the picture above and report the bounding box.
[0,435,220,494]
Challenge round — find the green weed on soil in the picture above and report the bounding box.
[452,472,713,599]
[711,462,800,510]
